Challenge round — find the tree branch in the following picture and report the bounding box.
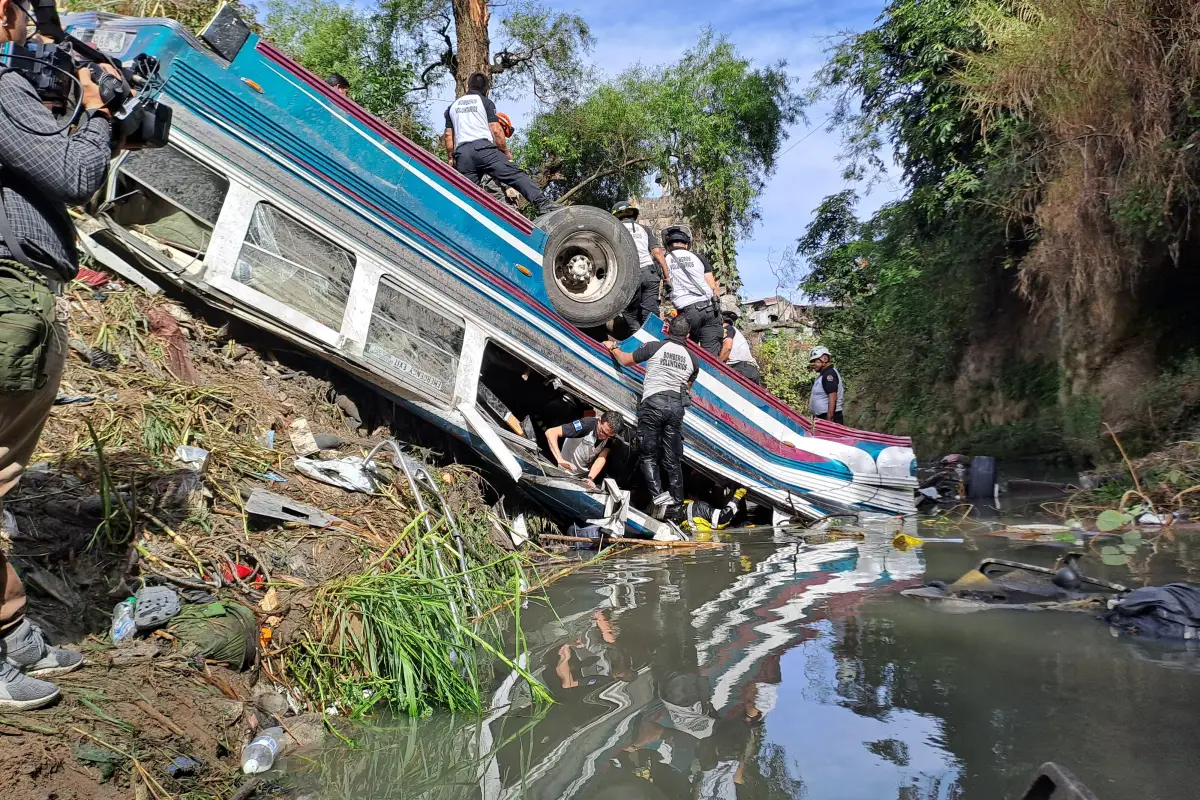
[557,156,654,203]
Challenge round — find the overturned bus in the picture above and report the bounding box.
[62,9,918,539]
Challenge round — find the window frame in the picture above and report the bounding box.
[204,184,360,346]
[115,144,231,234]
[362,275,467,406]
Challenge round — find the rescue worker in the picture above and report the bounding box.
[719,310,763,385]
[672,488,747,533]
[612,201,669,333]
[808,345,844,424]
[325,73,350,95]
[479,112,518,205]
[443,73,558,215]
[545,410,623,488]
[606,314,698,517]
[661,226,722,356]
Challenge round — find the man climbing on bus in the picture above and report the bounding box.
[545,410,624,488]
[606,314,698,518]
[720,309,763,386]
[661,226,723,356]
[612,201,668,334]
[444,73,558,215]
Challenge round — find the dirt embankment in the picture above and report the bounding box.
[1,272,539,799]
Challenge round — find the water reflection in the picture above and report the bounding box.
[292,530,1200,799]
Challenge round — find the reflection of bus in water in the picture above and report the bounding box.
[470,539,928,800]
[64,10,917,541]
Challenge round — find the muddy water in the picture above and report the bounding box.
[291,518,1200,800]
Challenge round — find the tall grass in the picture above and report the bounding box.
[285,514,551,717]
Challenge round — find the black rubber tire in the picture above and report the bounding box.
[535,206,639,327]
[968,455,997,499]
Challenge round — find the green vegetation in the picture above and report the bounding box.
[789,0,1200,461]
[286,512,549,717]
[756,331,812,410]
[518,32,802,288]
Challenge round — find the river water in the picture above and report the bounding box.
[289,516,1200,800]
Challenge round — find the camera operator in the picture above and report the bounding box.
[0,0,124,710]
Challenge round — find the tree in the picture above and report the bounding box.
[386,0,593,100]
[264,0,432,143]
[520,32,802,289]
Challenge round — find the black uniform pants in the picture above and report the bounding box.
[621,275,660,333]
[679,302,723,356]
[729,360,763,386]
[637,392,685,504]
[454,140,548,209]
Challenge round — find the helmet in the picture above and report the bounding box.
[722,310,739,323]
[661,225,691,248]
[611,200,639,219]
[808,345,831,363]
[496,112,515,137]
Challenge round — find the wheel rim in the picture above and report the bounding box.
[552,232,618,304]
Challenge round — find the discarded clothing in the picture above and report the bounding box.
[168,601,257,670]
[1103,583,1200,640]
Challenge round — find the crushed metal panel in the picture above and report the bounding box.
[244,488,340,528]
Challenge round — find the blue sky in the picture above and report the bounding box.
[481,0,903,301]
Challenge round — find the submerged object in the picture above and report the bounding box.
[1103,583,1200,640]
[1019,762,1098,800]
[902,556,1123,612]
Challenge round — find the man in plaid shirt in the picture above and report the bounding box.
[0,0,123,709]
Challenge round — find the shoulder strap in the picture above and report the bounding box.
[0,187,34,270]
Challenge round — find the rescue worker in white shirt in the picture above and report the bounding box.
[808,345,845,424]
[719,310,763,386]
[443,72,558,215]
[545,410,623,488]
[661,226,723,356]
[606,314,698,517]
[612,201,669,332]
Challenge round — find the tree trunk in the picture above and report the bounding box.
[451,0,491,96]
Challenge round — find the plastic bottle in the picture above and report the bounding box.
[241,727,285,774]
[110,598,136,643]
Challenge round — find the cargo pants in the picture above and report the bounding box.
[0,259,66,633]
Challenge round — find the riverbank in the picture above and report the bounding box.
[2,274,565,799]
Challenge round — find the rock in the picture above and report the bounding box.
[259,587,280,613]
[251,681,289,718]
[283,713,327,750]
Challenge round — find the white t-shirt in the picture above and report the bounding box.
[444,92,497,146]
[666,249,714,310]
[722,322,758,366]
[622,220,659,273]
[631,338,699,401]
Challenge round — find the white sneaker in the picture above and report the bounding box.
[0,660,59,710]
[3,620,84,678]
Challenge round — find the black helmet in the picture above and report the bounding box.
[722,309,739,323]
[611,200,639,219]
[661,225,691,248]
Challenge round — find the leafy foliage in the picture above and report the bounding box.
[380,0,592,103]
[756,331,813,411]
[265,0,433,143]
[791,0,1200,455]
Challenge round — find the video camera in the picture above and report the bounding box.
[0,0,171,148]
